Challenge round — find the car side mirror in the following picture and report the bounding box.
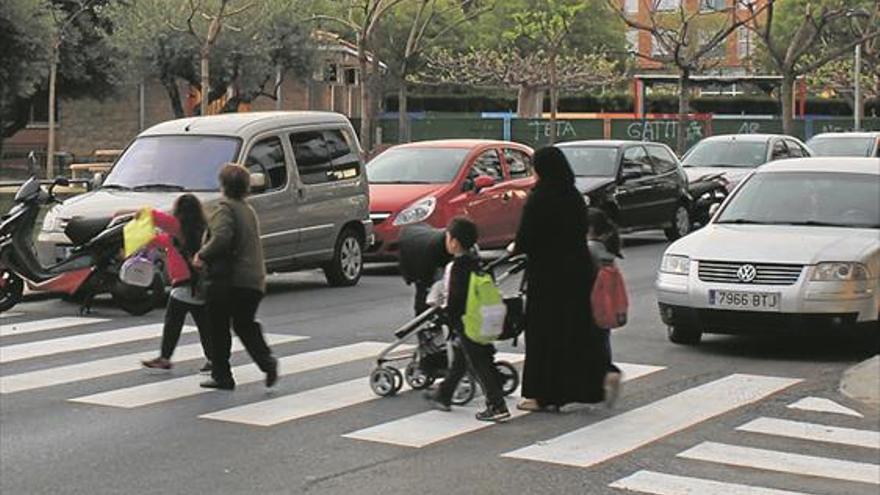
[92,172,104,189]
[249,172,267,193]
[620,170,641,182]
[473,175,495,193]
[709,202,721,218]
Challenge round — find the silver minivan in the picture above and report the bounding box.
[38,112,372,286]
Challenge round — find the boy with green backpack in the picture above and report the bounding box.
[424,217,511,422]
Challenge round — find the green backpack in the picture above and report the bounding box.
[463,271,506,344]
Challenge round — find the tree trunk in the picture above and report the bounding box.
[780,73,795,136]
[358,38,372,152]
[46,49,58,180]
[200,49,210,116]
[676,68,691,155]
[370,54,382,148]
[516,86,543,118]
[398,83,410,143]
[161,76,186,119]
[549,54,559,144]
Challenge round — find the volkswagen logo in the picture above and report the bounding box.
[737,264,757,283]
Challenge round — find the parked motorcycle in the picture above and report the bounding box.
[688,172,730,226]
[0,176,164,315]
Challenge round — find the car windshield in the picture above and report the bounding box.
[367,148,468,184]
[103,136,241,191]
[717,172,880,228]
[806,137,875,157]
[682,140,768,168]
[560,147,618,176]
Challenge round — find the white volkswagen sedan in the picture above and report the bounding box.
[656,157,879,345]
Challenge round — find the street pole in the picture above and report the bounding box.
[854,44,861,131]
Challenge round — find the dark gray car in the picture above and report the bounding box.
[556,140,692,240]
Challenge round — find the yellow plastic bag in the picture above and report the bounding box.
[123,208,156,257]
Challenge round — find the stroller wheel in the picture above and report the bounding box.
[391,367,404,393]
[451,375,476,405]
[369,367,400,397]
[495,361,520,396]
[405,361,433,390]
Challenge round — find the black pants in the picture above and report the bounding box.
[207,286,274,384]
[436,335,504,408]
[160,296,211,360]
[601,328,621,374]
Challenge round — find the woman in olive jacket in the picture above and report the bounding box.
[194,164,278,390]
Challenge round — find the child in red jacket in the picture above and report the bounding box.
[140,194,212,373]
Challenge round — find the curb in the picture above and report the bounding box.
[839,355,880,409]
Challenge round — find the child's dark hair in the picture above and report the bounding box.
[587,207,623,258]
[446,216,478,249]
[173,193,207,256]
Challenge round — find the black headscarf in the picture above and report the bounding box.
[533,146,576,192]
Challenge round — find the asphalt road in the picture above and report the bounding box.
[1,233,877,495]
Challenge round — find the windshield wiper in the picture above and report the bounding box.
[101,184,131,190]
[132,183,186,191]
[716,218,771,225]
[780,220,875,228]
[370,180,433,185]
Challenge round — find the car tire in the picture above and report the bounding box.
[667,324,702,345]
[665,203,691,241]
[324,228,363,287]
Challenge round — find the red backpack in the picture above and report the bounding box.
[591,264,629,329]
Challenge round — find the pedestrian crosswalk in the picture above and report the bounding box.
[503,373,802,468]
[606,397,880,494]
[2,310,878,493]
[343,362,665,448]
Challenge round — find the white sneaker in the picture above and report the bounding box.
[604,372,622,409]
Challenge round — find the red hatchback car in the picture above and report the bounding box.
[366,140,536,259]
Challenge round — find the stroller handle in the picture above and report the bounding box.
[483,251,525,270]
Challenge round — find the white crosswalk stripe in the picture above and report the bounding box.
[609,470,815,495]
[343,362,664,448]
[71,341,390,408]
[201,352,522,426]
[677,441,880,485]
[1,333,302,394]
[0,324,194,364]
[502,374,802,468]
[0,316,108,337]
[736,417,880,450]
[787,397,864,418]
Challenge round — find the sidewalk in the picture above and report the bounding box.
[840,355,880,409]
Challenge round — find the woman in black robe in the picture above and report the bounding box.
[513,146,605,411]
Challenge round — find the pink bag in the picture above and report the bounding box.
[591,264,629,329]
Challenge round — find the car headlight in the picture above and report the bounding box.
[811,262,870,281]
[393,197,436,226]
[660,254,690,275]
[42,207,61,232]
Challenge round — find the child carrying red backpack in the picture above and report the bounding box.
[587,208,629,408]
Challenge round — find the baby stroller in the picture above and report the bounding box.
[368,225,527,405]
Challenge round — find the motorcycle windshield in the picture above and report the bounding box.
[13,177,40,203]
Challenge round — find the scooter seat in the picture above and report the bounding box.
[65,216,113,245]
